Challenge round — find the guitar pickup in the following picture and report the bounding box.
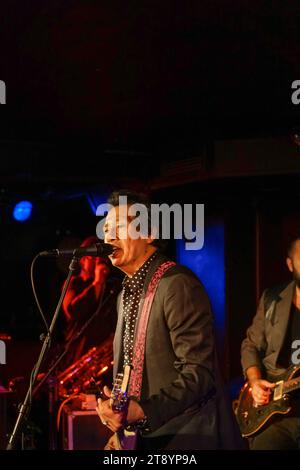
[273,380,284,401]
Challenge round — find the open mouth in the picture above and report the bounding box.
[111,246,121,257]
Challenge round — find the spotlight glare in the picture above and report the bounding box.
[13,201,33,222]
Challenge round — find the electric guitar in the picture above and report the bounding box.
[235,364,300,437]
[109,365,137,450]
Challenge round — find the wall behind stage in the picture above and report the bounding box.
[176,220,226,371]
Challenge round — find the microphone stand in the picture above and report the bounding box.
[6,255,81,450]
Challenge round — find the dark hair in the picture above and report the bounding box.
[108,190,151,210]
[107,189,167,251]
[287,235,300,258]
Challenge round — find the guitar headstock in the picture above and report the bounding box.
[110,365,131,412]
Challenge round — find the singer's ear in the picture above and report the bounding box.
[286,256,293,273]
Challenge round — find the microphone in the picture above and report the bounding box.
[39,242,114,258]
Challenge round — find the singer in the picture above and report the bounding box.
[96,190,242,450]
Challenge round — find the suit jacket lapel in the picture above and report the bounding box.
[271,281,295,363]
[133,253,168,343]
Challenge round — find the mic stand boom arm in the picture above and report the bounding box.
[6,255,81,450]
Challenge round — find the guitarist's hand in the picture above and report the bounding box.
[250,379,276,406]
[96,386,126,433]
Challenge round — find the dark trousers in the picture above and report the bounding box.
[250,417,300,450]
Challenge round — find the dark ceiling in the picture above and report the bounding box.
[1,1,300,178]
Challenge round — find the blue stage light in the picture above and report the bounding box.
[176,222,225,336]
[86,192,108,215]
[13,201,33,222]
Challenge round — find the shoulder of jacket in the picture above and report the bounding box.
[263,281,292,312]
[158,262,200,286]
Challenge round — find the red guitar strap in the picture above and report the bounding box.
[128,261,176,399]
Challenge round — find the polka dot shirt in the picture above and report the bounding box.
[122,252,158,367]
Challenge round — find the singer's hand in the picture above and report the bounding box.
[96,386,125,433]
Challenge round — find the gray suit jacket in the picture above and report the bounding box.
[241,281,295,379]
[113,253,242,450]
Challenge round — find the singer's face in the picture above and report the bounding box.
[104,205,156,276]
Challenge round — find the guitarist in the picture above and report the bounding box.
[96,190,242,450]
[241,235,300,449]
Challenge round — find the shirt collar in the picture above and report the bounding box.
[122,251,158,292]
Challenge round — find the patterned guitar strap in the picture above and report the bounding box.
[120,260,176,449]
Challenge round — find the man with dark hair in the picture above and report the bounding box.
[241,235,300,449]
[96,190,241,450]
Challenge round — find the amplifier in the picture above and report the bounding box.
[62,405,112,450]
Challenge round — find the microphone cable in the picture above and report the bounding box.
[30,253,50,334]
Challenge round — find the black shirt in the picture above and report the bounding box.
[289,303,300,367]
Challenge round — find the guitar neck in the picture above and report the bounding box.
[283,376,300,394]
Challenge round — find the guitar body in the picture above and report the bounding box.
[236,365,300,437]
[235,382,291,437]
